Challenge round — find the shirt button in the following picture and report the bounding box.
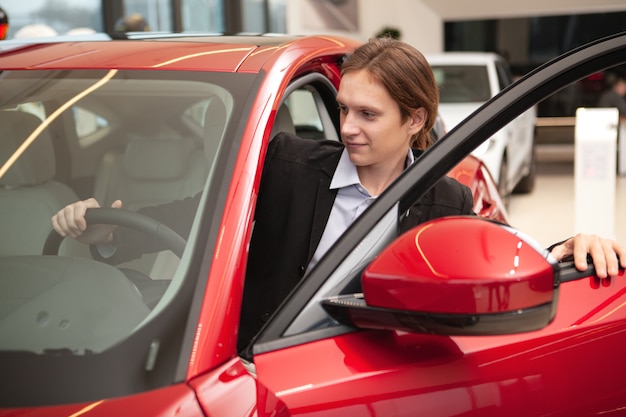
[261,312,270,322]
[298,265,305,277]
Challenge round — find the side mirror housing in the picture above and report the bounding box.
[323,216,558,335]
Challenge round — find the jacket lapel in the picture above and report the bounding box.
[308,178,337,262]
[307,149,342,263]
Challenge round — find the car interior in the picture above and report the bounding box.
[0,110,81,256]
[0,71,241,353]
[0,63,350,356]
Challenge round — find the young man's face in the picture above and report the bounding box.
[336,69,426,171]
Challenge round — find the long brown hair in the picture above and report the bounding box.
[341,37,439,150]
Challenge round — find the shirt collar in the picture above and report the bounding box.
[330,148,415,190]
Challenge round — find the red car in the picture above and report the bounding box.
[0,32,623,416]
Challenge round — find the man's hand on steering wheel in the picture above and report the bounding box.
[46,206,187,258]
[51,198,122,245]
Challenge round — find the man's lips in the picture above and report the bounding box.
[345,142,367,149]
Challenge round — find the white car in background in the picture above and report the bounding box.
[427,52,537,202]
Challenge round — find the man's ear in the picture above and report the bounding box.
[408,107,428,135]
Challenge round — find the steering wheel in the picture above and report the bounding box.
[43,208,187,258]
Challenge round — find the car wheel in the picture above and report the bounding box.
[513,146,537,194]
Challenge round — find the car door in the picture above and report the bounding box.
[247,32,626,417]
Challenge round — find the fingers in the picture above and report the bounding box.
[572,233,593,273]
[51,198,101,239]
[535,233,623,279]
[572,233,624,279]
[609,240,626,275]
[601,239,621,278]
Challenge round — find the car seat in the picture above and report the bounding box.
[270,104,296,140]
[0,111,80,256]
[91,97,227,279]
[91,135,207,278]
[93,136,207,211]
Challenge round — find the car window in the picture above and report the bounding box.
[281,73,340,141]
[0,69,249,356]
[73,106,111,147]
[432,65,491,103]
[282,205,400,337]
[15,102,46,120]
[183,99,217,135]
[285,89,326,139]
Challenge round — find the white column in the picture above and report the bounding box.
[574,107,618,239]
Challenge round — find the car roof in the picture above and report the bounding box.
[0,33,358,72]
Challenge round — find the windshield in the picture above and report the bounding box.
[0,69,257,406]
[431,65,491,103]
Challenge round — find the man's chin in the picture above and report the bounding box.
[347,153,369,167]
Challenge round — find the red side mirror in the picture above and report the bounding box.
[323,216,558,335]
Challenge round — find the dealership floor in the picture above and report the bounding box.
[507,150,626,249]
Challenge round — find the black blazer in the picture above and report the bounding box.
[239,133,474,346]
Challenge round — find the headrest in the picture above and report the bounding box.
[124,137,195,180]
[270,104,295,140]
[0,111,55,188]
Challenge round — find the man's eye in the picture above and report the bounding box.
[337,104,347,114]
[362,111,376,118]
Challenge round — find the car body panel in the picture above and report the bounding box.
[0,32,624,416]
[450,154,509,222]
[254,261,626,416]
[255,302,626,416]
[0,41,258,71]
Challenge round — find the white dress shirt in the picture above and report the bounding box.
[306,148,414,272]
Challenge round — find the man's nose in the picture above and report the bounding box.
[340,113,359,137]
